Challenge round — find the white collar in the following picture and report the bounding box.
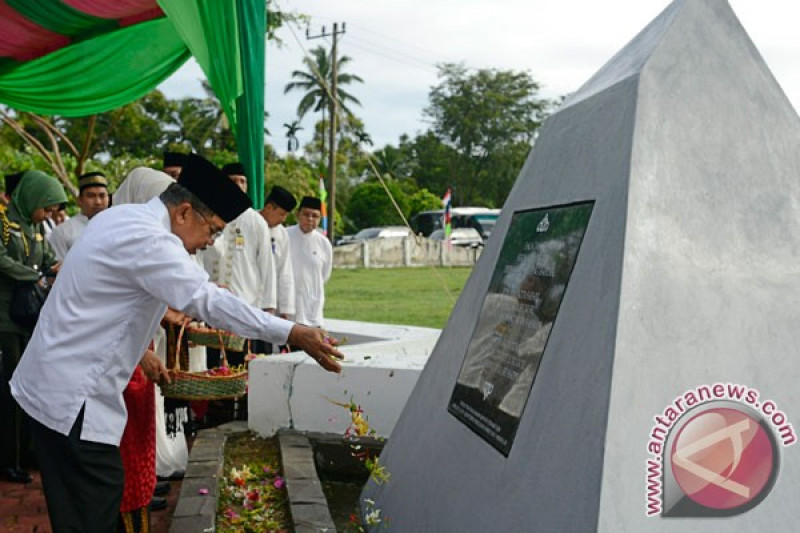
[146,197,172,232]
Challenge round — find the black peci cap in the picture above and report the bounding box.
[178,154,252,223]
[265,186,297,212]
[298,196,322,211]
[221,162,246,177]
[163,151,190,168]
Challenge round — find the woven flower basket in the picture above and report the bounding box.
[186,324,247,352]
[159,325,248,401]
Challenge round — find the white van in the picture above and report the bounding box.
[410,207,500,241]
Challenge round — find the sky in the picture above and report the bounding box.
[157,0,800,154]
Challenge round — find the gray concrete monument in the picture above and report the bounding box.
[362,0,800,530]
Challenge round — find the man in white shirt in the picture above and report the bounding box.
[42,205,68,240]
[287,196,333,328]
[48,172,110,260]
[260,186,297,320]
[198,162,276,365]
[10,154,342,532]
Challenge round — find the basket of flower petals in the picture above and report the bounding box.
[186,323,247,352]
[159,324,248,401]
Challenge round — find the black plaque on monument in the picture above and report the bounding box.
[448,201,594,455]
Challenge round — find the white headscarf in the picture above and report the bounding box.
[113,167,175,206]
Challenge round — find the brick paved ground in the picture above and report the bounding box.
[0,418,226,532]
[0,469,183,532]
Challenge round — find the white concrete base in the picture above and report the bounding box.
[248,319,440,438]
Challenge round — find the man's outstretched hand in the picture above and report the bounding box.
[287,325,343,373]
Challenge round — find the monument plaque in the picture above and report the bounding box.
[449,201,594,455]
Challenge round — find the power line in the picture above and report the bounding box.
[342,40,438,73]
[300,31,439,74]
[344,34,440,70]
[301,13,455,65]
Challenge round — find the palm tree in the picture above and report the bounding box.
[374,146,405,179]
[283,120,303,152]
[283,45,364,121]
[169,98,219,155]
[354,128,373,148]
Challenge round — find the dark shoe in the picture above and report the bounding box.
[154,480,170,497]
[2,466,32,484]
[149,496,168,512]
[183,420,198,437]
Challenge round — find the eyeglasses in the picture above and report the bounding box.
[192,209,224,240]
[298,210,321,220]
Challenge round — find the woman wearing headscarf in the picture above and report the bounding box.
[109,167,179,532]
[113,167,174,206]
[0,171,67,484]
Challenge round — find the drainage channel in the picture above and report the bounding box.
[168,423,336,533]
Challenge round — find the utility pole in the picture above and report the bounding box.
[307,22,346,244]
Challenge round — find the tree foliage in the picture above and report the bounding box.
[347,180,409,230]
[283,45,364,121]
[58,91,171,159]
[420,63,552,206]
[344,176,441,233]
[407,188,443,218]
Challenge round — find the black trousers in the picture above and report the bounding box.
[31,407,124,533]
[0,331,32,469]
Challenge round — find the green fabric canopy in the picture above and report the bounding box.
[157,0,266,207]
[0,0,266,207]
[0,17,189,116]
[234,0,266,209]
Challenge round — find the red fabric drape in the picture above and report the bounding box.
[119,366,156,513]
[0,0,162,61]
[0,1,68,60]
[60,0,157,19]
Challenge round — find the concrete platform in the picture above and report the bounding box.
[248,319,441,438]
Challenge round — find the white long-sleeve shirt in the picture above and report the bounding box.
[271,223,295,316]
[197,208,276,309]
[286,225,332,327]
[48,213,88,260]
[11,198,293,446]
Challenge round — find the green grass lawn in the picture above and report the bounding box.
[325,267,474,329]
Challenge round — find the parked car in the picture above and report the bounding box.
[410,207,500,241]
[429,227,484,248]
[350,225,411,243]
[335,234,356,246]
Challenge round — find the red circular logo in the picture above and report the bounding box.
[670,407,775,510]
